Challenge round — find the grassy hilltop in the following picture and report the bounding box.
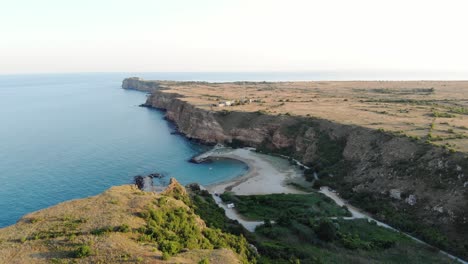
[0,179,254,264]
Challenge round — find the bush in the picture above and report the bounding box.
[198,258,210,264]
[137,202,256,263]
[432,111,455,118]
[74,245,92,258]
[116,224,130,233]
[303,169,315,182]
[162,252,170,260]
[339,233,371,250]
[160,240,181,255]
[315,220,337,241]
[91,226,113,236]
[312,180,322,189]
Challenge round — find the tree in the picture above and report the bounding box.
[315,220,336,241]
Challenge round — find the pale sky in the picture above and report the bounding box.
[1,0,468,74]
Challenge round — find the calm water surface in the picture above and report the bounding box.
[0,73,250,227]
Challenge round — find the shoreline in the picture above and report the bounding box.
[204,148,306,195]
[200,148,467,264]
[197,147,467,263]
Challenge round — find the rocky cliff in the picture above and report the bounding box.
[121,77,161,93]
[124,78,468,259]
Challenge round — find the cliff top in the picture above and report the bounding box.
[0,183,243,263]
[129,79,468,153]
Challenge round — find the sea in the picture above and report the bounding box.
[0,71,464,228]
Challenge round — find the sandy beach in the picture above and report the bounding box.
[201,148,468,263]
[205,148,305,195]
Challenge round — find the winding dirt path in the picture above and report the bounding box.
[199,147,467,263]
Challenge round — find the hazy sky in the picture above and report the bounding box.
[1,0,467,74]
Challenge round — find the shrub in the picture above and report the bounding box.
[339,233,371,250]
[162,252,170,260]
[312,180,322,189]
[432,111,455,118]
[160,240,181,255]
[91,226,113,236]
[303,169,315,182]
[199,258,210,264]
[116,224,130,233]
[73,245,92,258]
[315,220,337,241]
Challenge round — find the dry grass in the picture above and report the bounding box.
[0,185,240,264]
[156,80,468,152]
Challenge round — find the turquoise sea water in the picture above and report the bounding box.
[0,73,251,228]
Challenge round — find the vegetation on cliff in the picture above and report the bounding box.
[0,182,252,263]
[216,193,457,264]
[219,192,351,220]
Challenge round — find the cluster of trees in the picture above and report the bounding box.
[340,190,461,254]
[135,190,256,263]
[254,216,401,263]
[220,192,350,221]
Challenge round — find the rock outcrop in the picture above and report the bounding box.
[122,77,161,93]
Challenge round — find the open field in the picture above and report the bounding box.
[156,81,468,152]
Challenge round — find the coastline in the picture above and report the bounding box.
[125,78,468,262]
[204,148,306,195]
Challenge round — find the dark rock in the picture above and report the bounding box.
[148,173,164,179]
[134,175,145,190]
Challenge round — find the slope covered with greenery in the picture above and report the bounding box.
[216,192,457,264]
[0,180,254,264]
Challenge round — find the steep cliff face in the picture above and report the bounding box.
[122,77,160,93]
[124,78,468,258]
[144,92,229,143]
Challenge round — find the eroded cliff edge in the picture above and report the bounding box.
[123,78,468,259]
